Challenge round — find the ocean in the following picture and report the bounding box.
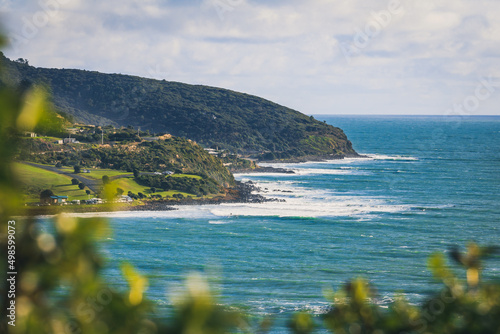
[75,116,500,331]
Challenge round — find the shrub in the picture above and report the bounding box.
[40,189,54,199]
[127,191,138,200]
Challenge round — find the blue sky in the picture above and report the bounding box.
[1,0,499,115]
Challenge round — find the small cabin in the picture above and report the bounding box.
[41,195,68,205]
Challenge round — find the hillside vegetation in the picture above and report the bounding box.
[17,135,235,188]
[1,54,358,160]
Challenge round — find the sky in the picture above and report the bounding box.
[1,0,500,115]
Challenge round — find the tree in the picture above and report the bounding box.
[173,193,184,199]
[133,169,140,178]
[138,192,145,199]
[55,162,62,168]
[40,189,54,199]
[73,165,81,173]
[15,57,29,64]
[78,183,85,190]
[127,191,138,200]
[150,187,156,193]
[102,175,110,184]
[71,178,79,185]
[116,187,124,196]
[85,190,91,196]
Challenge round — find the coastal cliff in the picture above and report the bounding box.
[1,53,358,161]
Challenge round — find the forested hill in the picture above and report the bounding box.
[1,54,358,160]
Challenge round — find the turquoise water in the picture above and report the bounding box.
[93,116,499,330]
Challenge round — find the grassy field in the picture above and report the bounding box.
[15,163,208,203]
[108,178,196,198]
[57,166,200,182]
[56,166,132,180]
[14,163,91,203]
[170,174,202,179]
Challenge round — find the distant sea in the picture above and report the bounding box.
[62,116,500,332]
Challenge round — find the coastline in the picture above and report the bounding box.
[21,180,282,217]
[231,153,368,174]
[21,155,369,217]
[231,166,295,174]
[255,153,367,164]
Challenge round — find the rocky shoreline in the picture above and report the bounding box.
[232,166,295,174]
[108,156,371,212]
[258,153,367,164]
[127,180,283,212]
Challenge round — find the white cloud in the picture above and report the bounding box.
[1,0,500,115]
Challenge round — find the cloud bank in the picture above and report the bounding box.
[1,0,499,115]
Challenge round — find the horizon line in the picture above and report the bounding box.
[311,114,500,117]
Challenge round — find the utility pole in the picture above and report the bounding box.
[101,128,104,145]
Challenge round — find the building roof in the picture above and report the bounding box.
[50,196,68,199]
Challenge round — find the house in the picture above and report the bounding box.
[41,195,68,205]
[204,148,218,155]
[142,137,159,141]
[54,139,64,144]
[63,138,77,144]
[162,170,174,175]
[117,195,133,203]
[86,198,103,205]
[24,132,37,137]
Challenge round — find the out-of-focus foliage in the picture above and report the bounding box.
[0,38,150,332]
[322,244,500,334]
[166,273,247,334]
[0,33,242,334]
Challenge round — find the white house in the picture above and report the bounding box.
[118,195,133,203]
[87,198,103,205]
